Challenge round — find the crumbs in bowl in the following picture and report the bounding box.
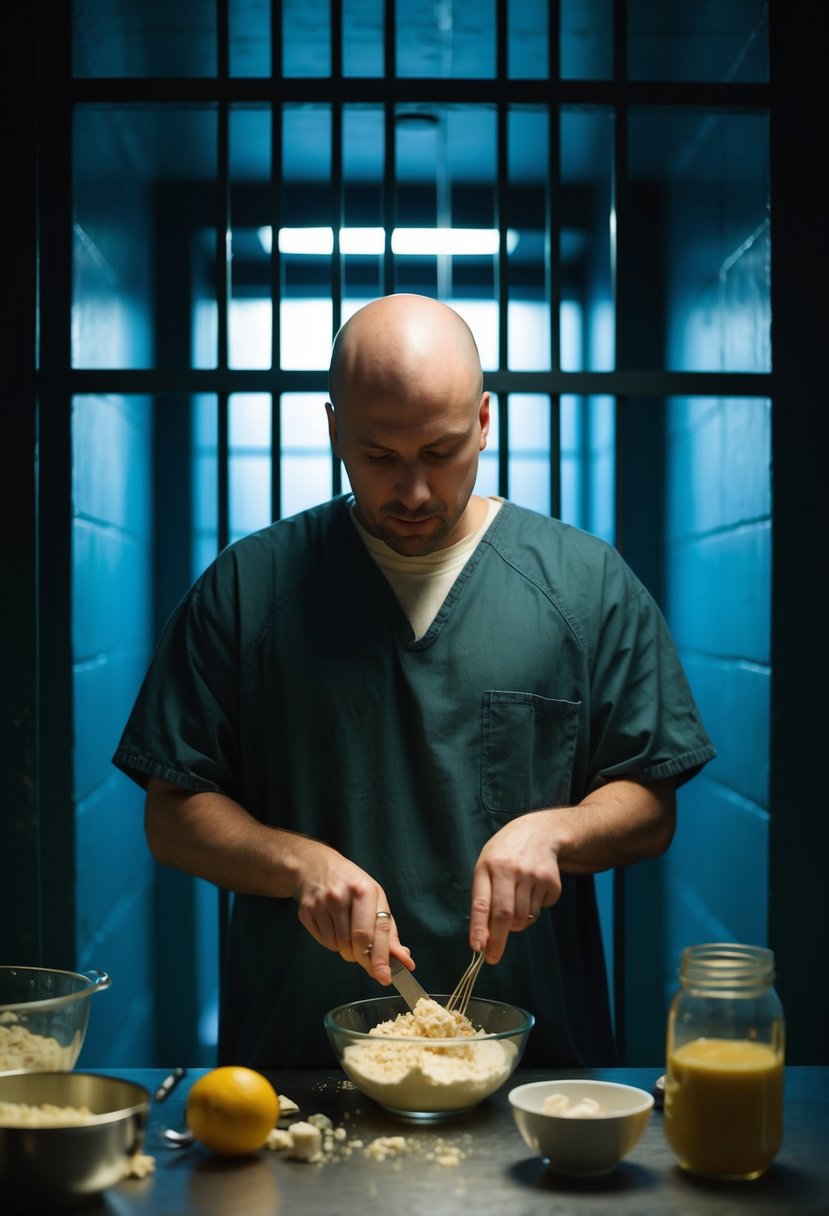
[341,998,517,1112]
[0,1101,96,1127]
[542,1093,606,1118]
[0,1020,79,1071]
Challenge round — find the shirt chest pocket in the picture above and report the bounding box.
[481,690,581,817]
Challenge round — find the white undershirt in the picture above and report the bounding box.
[352,497,503,640]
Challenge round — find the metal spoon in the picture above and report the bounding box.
[162,1126,195,1148]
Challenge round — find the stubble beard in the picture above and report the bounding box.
[359,502,455,556]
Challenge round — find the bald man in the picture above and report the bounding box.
[114,294,715,1069]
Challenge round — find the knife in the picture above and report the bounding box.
[389,957,430,1012]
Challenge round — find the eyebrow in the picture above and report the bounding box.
[352,430,468,450]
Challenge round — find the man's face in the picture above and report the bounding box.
[326,389,490,556]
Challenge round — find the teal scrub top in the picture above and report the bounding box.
[113,496,715,1068]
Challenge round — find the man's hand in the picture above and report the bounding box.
[290,842,411,983]
[468,778,676,964]
[469,810,564,963]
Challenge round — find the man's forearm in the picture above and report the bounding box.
[144,778,320,898]
[145,778,409,977]
[551,777,677,874]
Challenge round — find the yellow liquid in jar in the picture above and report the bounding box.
[664,1037,783,1179]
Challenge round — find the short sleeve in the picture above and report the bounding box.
[586,560,715,790]
[112,555,243,797]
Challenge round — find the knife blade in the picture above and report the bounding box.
[389,957,430,1012]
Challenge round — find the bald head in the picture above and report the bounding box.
[325,294,490,554]
[328,294,483,412]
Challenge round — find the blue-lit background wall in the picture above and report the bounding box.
[70,109,158,1061]
[25,0,804,1069]
[70,324,770,1073]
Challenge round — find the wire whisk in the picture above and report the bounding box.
[445,949,485,1018]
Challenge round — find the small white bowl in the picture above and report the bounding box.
[508,1078,654,1177]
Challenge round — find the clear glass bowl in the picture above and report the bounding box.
[324,993,534,1119]
[0,966,111,1072]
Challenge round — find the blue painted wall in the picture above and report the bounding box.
[70,112,159,1065]
[72,395,156,1065]
[655,109,772,1047]
[664,397,771,958]
[618,105,771,1063]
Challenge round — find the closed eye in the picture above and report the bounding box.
[364,449,455,463]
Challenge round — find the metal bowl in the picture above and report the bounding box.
[0,966,111,1072]
[0,1070,150,1210]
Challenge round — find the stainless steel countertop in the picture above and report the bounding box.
[83,1066,828,1215]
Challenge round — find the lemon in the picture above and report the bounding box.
[185,1066,280,1156]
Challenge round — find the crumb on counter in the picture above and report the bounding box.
[277,1093,300,1119]
[264,1108,469,1170]
[364,1134,409,1161]
[124,1152,156,1179]
[308,1112,333,1130]
[283,1119,323,1162]
[265,1127,294,1151]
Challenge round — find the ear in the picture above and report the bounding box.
[325,401,340,456]
[478,392,491,451]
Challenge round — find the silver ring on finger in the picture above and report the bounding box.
[375,911,392,920]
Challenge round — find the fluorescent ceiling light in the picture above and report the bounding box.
[392,228,497,255]
[276,226,333,254]
[257,226,518,256]
[340,228,387,254]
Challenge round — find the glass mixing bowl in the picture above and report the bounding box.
[0,966,111,1072]
[324,993,534,1119]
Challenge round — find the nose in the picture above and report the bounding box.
[394,461,431,511]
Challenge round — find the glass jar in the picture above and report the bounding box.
[663,942,784,1180]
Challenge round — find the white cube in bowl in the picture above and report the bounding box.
[508,1078,654,1177]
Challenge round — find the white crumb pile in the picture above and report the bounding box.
[0,1101,97,1127]
[265,1105,469,1169]
[542,1093,606,1118]
[371,1000,478,1041]
[340,997,516,1112]
[266,1112,340,1162]
[0,1014,80,1070]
